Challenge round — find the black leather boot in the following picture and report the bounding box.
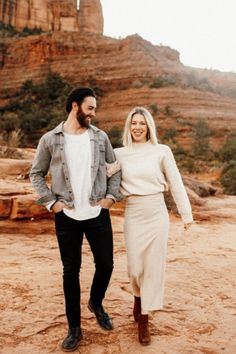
[138,314,151,345]
[61,327,82,352]
[88,298,113,330]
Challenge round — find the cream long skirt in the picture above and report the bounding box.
[124,193,169,313]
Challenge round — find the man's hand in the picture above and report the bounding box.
[52,201,65,213]
[96,198,114,209]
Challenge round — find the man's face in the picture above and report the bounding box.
[77,96,96,128]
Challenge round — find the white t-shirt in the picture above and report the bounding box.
[63,131,101,220]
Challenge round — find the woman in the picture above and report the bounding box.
[114,107,193,345]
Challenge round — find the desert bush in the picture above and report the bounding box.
[182,71,214,92]
[0,22,42,38]
[149,75,176,89]
[0,71,72,146]
[218,131,236,194]
[0,146,23,159]
[0,112,20,136]
[7,129,23,148]
[162,127,177,142]
[163,105,174,116]
[218,131,236,162]
[0,21,18,37]
[191,118,213,160]
[21,26,42,36]
[107,126,123,148]
[180,156,197,173]
[149,103,159,115]
[220,161,236,195]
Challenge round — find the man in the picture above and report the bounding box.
[30,87,122,352]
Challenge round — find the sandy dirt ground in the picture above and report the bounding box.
[0,200,236,354]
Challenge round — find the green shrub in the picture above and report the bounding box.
[0,22,43,37]
[180,156,196,173]
[21,26,42,36]
[163,105,174,116]
[107,126,123,148]
[162,127,177,142]
[182,71,214,92]
[220,161,236,195]
[191,118,213,160]
[0,71,72,146]
[149,75,176,89]
[0,112,20,135]
[218,131,236,162]
[149,103,159,115]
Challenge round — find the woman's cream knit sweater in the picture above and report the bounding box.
[114,141,193,224]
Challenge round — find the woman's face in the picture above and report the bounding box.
[130,113,148,143]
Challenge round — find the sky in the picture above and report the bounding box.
[94,0,236,73]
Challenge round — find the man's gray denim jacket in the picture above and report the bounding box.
[30,122,122,208]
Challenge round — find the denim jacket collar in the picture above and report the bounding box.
[53,122,101,135]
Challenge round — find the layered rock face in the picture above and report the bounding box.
[0,0,236,151]
[0,0,103,33]
[0,32,181,92]
[0,29,236,149]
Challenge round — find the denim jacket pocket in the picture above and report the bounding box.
[99,144,106,166]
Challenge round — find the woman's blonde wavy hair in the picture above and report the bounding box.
[122,107,158,146]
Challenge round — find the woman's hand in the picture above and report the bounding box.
[106,161,121,177]
[183,222,193,231]
[95,198,115,209]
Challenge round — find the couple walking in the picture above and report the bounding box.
[30,87,193,351]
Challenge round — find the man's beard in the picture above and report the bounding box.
[76,109,91,128]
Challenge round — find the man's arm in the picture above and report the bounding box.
[104,134,122,202]
[29,136,57,206]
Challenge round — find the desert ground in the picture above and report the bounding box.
[1,195,236,354]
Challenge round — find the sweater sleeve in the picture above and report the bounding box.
[162,145,193,223]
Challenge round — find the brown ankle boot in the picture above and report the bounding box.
[133,296,141,322]
[138,314,151,345]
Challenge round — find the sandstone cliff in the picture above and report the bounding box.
[1,30,236,149]
[0,1,236,151]
[0,0,103,33]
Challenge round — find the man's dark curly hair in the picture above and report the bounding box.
[66,87,96,113]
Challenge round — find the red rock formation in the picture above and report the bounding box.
[0,0,103,33]
[10,195,51,219]
[78,0,103,35]
[0,197,12,217]
[0,1,236,151]
[50,0,79,32]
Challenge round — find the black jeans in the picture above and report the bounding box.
[55,208,113,328]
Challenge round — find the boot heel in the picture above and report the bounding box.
[138,314,151,345]
[133,296,141,322]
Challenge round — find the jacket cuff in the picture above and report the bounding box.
[46,200,57,212]
[105,194,116,203]
[37,193,57,206]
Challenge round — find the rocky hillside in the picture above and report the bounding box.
[0,5,236,151]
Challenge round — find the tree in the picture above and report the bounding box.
[192,118,212,160]
[218,131,236,195]
[218,131,236,162]
[220,161,236,195]
[107,126,123,148]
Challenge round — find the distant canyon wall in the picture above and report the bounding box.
[0,0,103,34]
